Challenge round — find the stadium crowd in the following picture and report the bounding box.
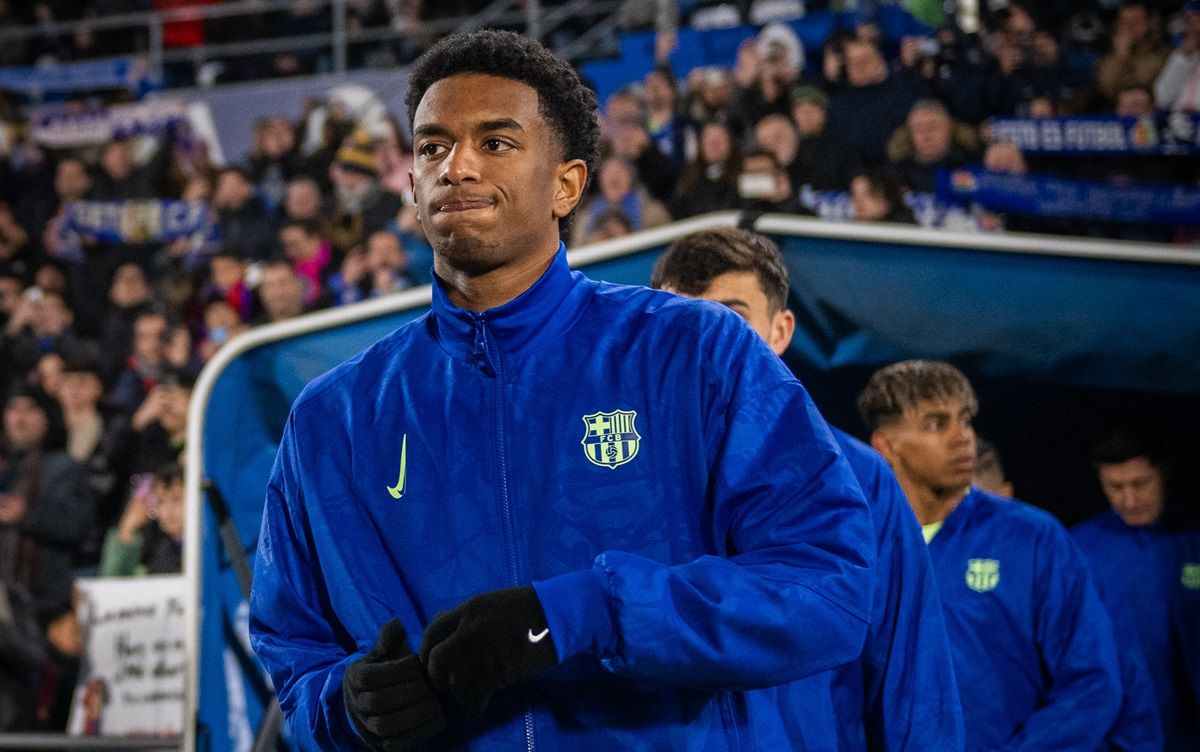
[0,0,1197,739]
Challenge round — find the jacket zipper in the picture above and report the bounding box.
[475,315,535,752]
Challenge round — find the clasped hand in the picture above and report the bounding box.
[344,586,557,752]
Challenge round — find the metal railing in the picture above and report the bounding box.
[0,0,625,95]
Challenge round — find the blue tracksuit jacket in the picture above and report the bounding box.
[249,246,876,751]
[781,430,964,751]
[1071,512,1200,751]
[926,488,1122,751]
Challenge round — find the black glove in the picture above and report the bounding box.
[418,586,558,716]
[343,619,447,752]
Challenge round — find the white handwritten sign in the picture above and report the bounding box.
[67,575,186,736]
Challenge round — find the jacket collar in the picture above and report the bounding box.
[430,243,592,364]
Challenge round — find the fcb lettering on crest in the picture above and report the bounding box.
[581,410,641,469]
[966,558,1000,593]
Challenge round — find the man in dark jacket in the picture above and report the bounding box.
[0,383,94,613]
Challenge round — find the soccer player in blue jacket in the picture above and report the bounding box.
[858,361,1123,751]
[651,227,964,752]
[249,30,876,752]
[1071,429,1200,750]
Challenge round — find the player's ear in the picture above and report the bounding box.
[870,429,897,467]
[767,309,795,357]
[552,159,588,220]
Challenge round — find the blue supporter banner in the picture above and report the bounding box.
[0,57,151,96]
[63,200,213,243]
[988,113,1200,155]
[802,188,988,232]
[32,99,185,147]
[937,167,1200,225]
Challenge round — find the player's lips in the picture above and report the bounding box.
[437,197,495,213]
[951,456,975,472]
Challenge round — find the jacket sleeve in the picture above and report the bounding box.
[857,455,965,752]
[248,417,367,752]
[995,529,1123,751]
[535,374,875,690]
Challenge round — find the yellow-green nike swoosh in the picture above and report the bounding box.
[386,434,407,499]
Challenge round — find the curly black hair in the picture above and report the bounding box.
[405,29,600,234]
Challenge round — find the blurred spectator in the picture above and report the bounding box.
[643,66,696,171]
[671,121,742,218]
[1115,84,1156,116]
[790,85,861,191]
[1096,1,1170,102]
[603,90,680,204]
[0,578,43,731]
[198,299,248,361]
[753,113,800,181]
[1154,1,1200,111]
[202,251,252,322]
[100,463,184,577]
[32,354,64,401]
[272,0,332,77]
[91,138,174,201]
[984,141,1028,175]
[279,218,332,307]
[733,23,806,131]
[363,230,417,294]
[126,369,191,473]
[107,309,168,414]
[0,383,95,613]
[33,598,82,732]
[0,273,21,333]
[58,356,126,541]
[164,322,200,376]
[582,209,634,244]
[328,129,403,256]
[572,157,671,247]
[214,166,279,261]
[53,155,93,209]
[896,26,989,124]
[0,203,34,285]
[849,169,916,224]
[888,99,978,193]
[98,263,152,384]
[2,289,93,389]
[283,177,327,222]
[255,259,307,324]
[683,67,736,126]
[738,150,805,216]
[248,116,304,209]
[828,37,918,166]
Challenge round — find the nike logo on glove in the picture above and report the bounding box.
[527,628,550,643]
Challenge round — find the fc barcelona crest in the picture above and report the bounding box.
[966,558,1000,593]
[581,410,641,469]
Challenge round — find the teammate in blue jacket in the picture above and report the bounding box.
[1071,429,1200,750]
[858,361,1123,751]
[651,227,964,752]
[249,30,876,752]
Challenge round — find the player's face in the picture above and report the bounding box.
[1097,457,1165,527]
[673,271,794,356]
[410,73,586,276]
[878,398,976,497]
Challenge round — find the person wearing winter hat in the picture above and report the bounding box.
[329,129,405,256]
